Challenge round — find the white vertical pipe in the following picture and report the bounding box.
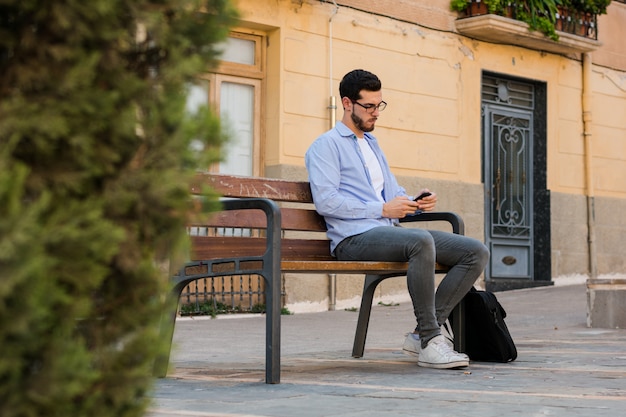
[582,52,597,280]
[329,0,338,126]
[328,1,339,311]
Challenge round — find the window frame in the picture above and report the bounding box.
[207,30,266,176]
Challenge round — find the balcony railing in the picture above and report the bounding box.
[554,8,598,39]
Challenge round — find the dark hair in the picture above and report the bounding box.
[339,69,381,101]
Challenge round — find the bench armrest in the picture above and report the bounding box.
[399,211,465,235]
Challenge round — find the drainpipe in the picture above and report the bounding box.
[582,52,597,280]
[328,0,338,125]
[328,1,339,311]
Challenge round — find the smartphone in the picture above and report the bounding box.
[413,191,432,202]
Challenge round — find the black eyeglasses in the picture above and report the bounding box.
[351,100,387,113]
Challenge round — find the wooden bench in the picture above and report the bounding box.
[154,173,467,384]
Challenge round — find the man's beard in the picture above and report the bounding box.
[351,112,376,133]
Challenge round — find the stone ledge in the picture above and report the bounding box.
[587,278,626,329]
[455,14,602,54]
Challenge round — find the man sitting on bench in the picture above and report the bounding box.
[305,69,489,369]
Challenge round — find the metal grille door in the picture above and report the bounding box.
[483,76,534,281]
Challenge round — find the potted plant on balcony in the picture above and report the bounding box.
[558,0,611,36]
[451,0,505,16]
[517,0,561,40]
[568,0,611,14]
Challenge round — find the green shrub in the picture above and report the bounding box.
[180,301,293,317]
[0,1,237,416]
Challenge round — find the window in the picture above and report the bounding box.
[205,74,260,176]
[186,31,264,176]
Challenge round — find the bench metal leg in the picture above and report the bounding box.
[352,274,389,358]
[154,271,282,384]
[451,297,466,353]
[263,270,281,384]
[153,280,188,378]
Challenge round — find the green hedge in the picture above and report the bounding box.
[0,1,237,416]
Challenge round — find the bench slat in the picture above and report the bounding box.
[189,207,326,232]
[194,173,313,203]
[282,260,450,274]
[190,235,333,261]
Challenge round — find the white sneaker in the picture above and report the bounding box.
[418,335,469,369]
[402,333,421,358]
[403,321,467,358]
[441,319,455,348]
[440,320,469,361]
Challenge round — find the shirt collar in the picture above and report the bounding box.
[336,121,375,141]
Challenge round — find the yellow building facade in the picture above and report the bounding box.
[207,0,626,312]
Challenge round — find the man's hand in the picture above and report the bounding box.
[382,192,437,218]
[415,189,437,212]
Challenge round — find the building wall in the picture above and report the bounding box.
[233,0,626,312]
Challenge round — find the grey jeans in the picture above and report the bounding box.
[334,226,489,346]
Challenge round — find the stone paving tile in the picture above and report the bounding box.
[147,284,626,417]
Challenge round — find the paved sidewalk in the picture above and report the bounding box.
[146,284,626,417]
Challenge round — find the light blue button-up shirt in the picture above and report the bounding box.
[305,122,408,254]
